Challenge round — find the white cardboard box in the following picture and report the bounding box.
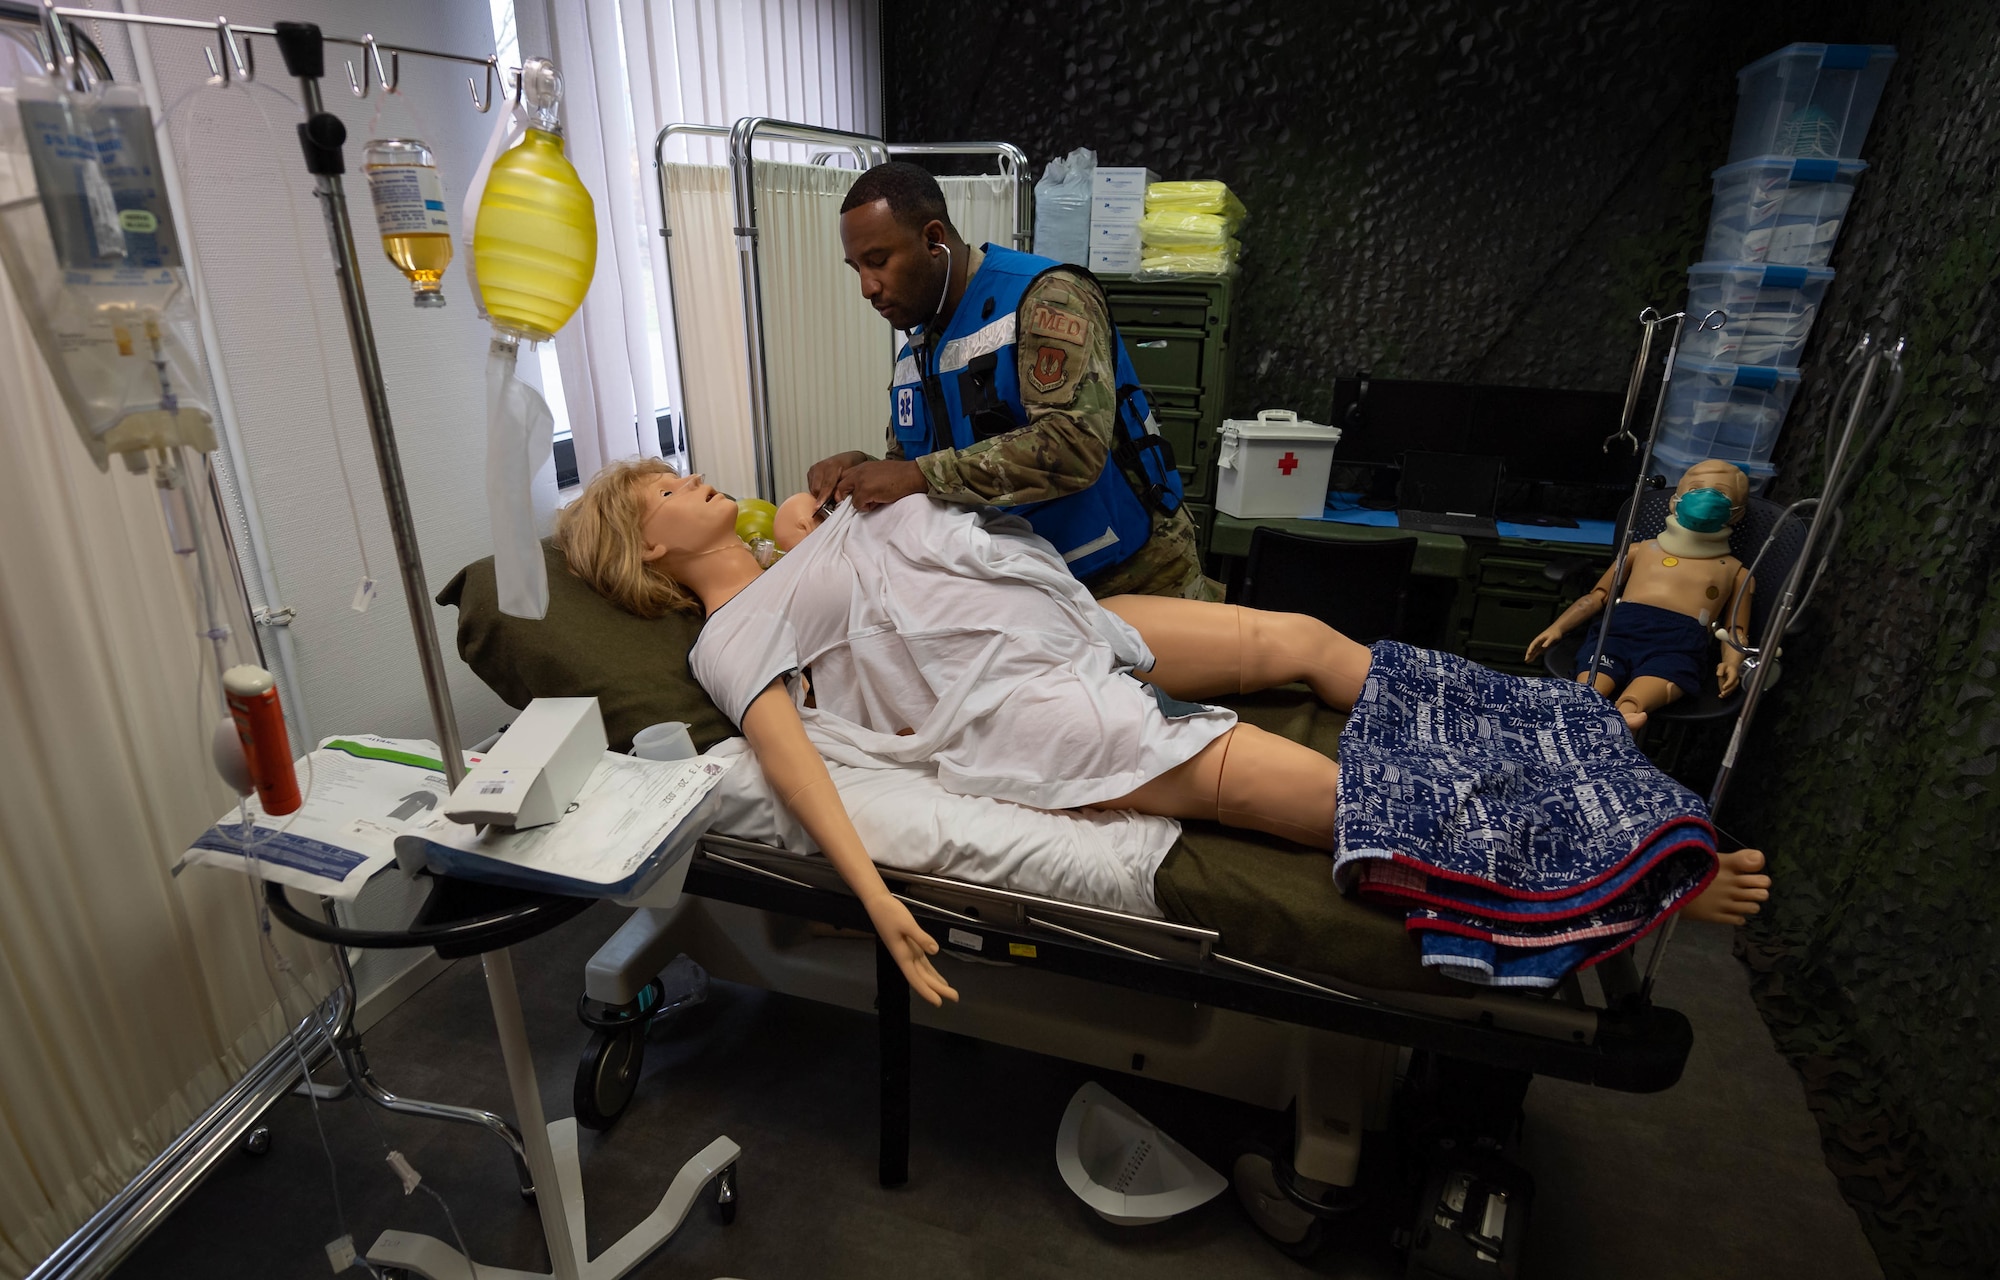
[1091,167,1158,198]
[444,697,607,829]
[1091,194,1146,225]
[1215,410,1344,519]
[1092,221,1142,247]
[1089,246,1142,274]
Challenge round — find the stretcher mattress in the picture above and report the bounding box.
[440,548,1454,997]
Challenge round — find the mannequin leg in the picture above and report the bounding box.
[1094,724,1338,847]
[1614,675,1683,733]
[1100,597,1372,710]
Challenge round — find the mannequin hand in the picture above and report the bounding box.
[834,459,929,511]
[864,892,959,1007]
[1524,625,1565,663]
[808,450,870,501]
[1718,652,1744,696]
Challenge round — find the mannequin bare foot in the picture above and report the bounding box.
[1619,705,1649,734]
[1682,848,1769,924]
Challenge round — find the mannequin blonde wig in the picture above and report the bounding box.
[555,457,703,618]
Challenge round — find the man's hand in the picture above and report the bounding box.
[863,892,958,1007]
[807,450,870,502]
[1524,624,1566,663]
[834,459,929,511]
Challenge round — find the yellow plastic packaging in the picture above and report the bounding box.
[473,128,596,341]
[1134,242,1242,279]
[1144,180,1247,225]
[1138,210,1236,248]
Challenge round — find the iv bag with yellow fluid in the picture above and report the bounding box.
[363,138,452,308]
[472,62,595,343]
[471,59,598,619]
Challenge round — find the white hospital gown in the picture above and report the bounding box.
[689,497,1236,811]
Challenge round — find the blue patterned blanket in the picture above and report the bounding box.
[1334,643,1715,987]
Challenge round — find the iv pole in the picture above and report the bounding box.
[34,12,741,1279]
[37,2,494,792]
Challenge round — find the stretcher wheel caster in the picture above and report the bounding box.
[242,1126,272,1157]
[713,1163,738,1225]
[573,1024,646,1131]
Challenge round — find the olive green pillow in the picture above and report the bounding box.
[436,540,733,753]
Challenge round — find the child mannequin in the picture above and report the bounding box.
[1525,459,1756,732]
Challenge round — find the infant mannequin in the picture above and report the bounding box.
[773,491,823,552]
[1524,459,1755,732]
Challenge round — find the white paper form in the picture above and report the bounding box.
[401,753,736,890]
[179,736,459,900]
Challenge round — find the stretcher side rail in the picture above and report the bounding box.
[687,838,1693,1095]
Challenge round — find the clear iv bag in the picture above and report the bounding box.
[0,74,216,471]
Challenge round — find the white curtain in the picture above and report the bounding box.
[537,1,663,480]
[661,162,760,498]
[513,0,881,491]
[756,160,895,496]
[0,237,329,1279]
[940,174,1020,259]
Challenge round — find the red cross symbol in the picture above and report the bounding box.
[1277,451,1299,475]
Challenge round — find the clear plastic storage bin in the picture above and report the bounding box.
[1703,155,1867,267]
[1658,355,1803,467]
[1681,261,1834,368]
[1729,43,1896,163]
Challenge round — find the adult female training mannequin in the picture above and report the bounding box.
[1524,459,1756,732]
[558,459,1769,1004]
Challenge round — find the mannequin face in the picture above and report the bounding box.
[632,472,737,563]
[840,198,949,330]
[1674,459,1750,525]
[774,491,823,552]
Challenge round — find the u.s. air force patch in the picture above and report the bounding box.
[1027,345,1068,393]
[1027,301,1085,345]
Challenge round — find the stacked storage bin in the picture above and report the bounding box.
[1658,43,1895,491]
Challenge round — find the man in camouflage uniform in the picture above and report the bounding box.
[809,163,1220,602]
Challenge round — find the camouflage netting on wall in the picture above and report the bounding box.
[1724,3,2000,1273]
[887,2,2000,1276]
[884,0,1897,414]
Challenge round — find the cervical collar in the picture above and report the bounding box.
[1656,513,1733,559]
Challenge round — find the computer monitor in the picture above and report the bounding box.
[1329,376,1638,488]
[1465,384,1638,488]
[1330,377,1475,465]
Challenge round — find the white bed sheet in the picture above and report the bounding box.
[701,739,1179,918]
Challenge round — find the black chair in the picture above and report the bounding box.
[1239,527,1419,643]
[1543,489,1810,722]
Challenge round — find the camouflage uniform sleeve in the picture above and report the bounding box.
[914,269,1116,506]
[883,423,904,462]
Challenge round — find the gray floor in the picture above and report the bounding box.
[114,904,1881,1279]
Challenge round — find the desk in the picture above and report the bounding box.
[1208,498,1618,674]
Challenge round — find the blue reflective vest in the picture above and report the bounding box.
[890,245,1182,581]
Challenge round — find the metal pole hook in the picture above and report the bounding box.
[202,18,253,86]
[468,56,501,112]
[1693,307,1727,333]
[345,35,398,97]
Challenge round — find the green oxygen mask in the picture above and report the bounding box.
[1676,486,1735,533]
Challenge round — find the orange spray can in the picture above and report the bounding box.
[223,665,302,816]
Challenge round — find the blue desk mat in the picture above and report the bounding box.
[1307,493,1615,546]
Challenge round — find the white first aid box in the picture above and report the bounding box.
[1092,166,1158,198]
[1215,410,1343,519]
[445,697,607,829]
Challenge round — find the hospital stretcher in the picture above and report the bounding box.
[437,549,1694,1258]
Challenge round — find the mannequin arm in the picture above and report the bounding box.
[1525,557,1621,661]
[739,682,959,1006]
[1717,568,1755,695]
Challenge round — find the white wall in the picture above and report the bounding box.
[105,0,518,747]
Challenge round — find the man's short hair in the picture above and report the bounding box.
[840,161,954,235]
